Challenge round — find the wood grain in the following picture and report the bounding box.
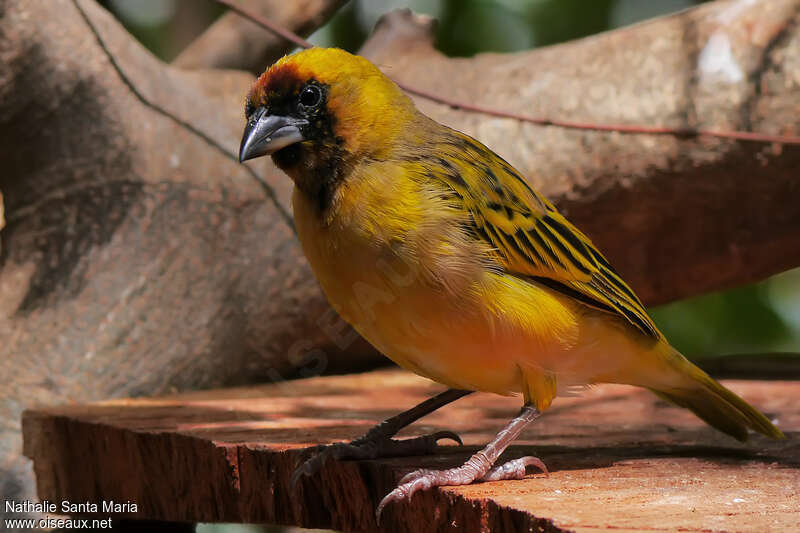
[23,369,800,532]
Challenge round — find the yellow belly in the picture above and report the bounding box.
[292,187,674,408]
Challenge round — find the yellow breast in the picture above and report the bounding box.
[292,165,682,411]
[291,165,584,397]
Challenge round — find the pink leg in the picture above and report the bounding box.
[376,404,546,522]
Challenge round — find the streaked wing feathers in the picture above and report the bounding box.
[430,131,661,339]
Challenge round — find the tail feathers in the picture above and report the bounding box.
[652,363,785,442]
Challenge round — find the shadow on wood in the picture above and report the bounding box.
[22,369,800,532]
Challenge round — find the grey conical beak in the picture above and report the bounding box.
[239,107,308,162]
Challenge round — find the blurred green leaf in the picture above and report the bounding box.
[436,0,533,56]
[651,280,796,357]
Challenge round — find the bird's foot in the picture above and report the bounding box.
[290,430,463,487]
[481,456,548,481]
[376,455,547,521]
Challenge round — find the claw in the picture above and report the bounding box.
[377,465,475,524]
[431,430,463,446]
[398,468,430,485]
[290,442,364,488]
[376,401,545,523]
[376,479,424,524]
[289,452,326,489]
[290,430,464,492]
[481,456,548,482]
[376,455,549,524]
[526,456,548,476]
[289,459,312,489]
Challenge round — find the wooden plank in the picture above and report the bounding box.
[22,369,800,532]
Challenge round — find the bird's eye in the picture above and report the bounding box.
[298,85,322,109]
[245,100,255,118]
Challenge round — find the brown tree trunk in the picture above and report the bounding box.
[172,0,347,73]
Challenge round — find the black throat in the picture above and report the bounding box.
[259,78,350,215]
[272,140,350,214]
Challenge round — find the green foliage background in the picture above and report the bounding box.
[105,0,800,361]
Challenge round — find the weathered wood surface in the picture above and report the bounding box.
[23,369,800,532]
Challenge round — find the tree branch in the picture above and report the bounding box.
[172,0,347,73]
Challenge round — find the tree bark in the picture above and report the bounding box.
[1,0,799,508]
[172,0,347,73]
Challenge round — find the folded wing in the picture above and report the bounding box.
[428,130,661,340]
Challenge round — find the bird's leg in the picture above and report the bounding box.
[290,388,472,487]
[376,404,546,520]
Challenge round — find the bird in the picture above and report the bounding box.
[238,47,784,519]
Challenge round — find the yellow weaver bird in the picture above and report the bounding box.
[239,47,784,517]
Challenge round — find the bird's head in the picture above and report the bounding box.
[239,48,416,207]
